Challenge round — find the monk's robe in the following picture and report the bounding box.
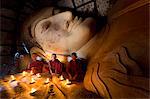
[49,59,62,74]
[66,59,82,81]
[29,60,44,74]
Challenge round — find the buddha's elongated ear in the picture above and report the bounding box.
[21,7,54,47]
[30,7,54,38]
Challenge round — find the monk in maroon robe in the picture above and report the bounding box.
[48,54,62,75]
[27,53,44,74]
[66,52,82,81]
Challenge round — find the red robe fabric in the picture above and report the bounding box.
[28,61,44,73]
[66,59,82,78]
[49,59,62,74]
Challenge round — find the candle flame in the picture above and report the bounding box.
[30,88,37,93]
[31,78,36,83]
[66,79,71,85]
[59,75,64,81]
[45,78,50,84]
[11,75,15,80]
[22,71,27,76]
[36,73,41,78]
[30,70,34,75]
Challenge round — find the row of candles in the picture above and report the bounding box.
[10,71,50,95]
[10,71,71,95]
[11,71,71,84]
[10,71,49,84]
[59,75,71,85]
[11,72,71,85]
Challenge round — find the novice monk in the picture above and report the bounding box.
[48,53,62,75]
[28,53,44,74]
[66,52,82,81]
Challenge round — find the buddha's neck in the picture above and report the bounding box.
[77,35,98,59]
[77,26,108,59]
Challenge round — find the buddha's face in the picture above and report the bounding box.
[34,11,96,54]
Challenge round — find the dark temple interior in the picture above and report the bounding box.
[0,0,149,98]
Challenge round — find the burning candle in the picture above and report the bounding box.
[44,78,50,84]
[10,75,15,81]
[10,81,19,88]
[59,75,64,81]
[22,71,27,77]
[30,78,36,84]
[30,88,37,93]
[65,79,71,85]
[30,88,37,96]
[36,73,41,78]
[30,70,34,75]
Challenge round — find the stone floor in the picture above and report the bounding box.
[0,72,101,99]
